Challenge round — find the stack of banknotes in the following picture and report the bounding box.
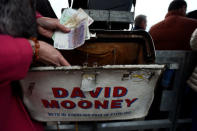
[53,8,94,50]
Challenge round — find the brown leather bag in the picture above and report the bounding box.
[61,31,155,66]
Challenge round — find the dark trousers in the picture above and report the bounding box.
[192,92,197,131]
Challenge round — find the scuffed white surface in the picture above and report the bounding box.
[21,66,164,122]
[30,65,165,71]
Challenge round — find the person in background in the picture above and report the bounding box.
[187,10,197,19]
[36,0,59,44]
[187,28,197,131]
[0,0,70,130]
[36,0,57,18]
[133,15,147,30]
[149,0,197,50]
[190,29,197,50]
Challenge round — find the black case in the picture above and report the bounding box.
[72,0,134,30]
[88,0,133,11]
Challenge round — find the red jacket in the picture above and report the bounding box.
[0,35,43,131]
[149,11,197,50]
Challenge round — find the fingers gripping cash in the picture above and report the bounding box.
[53,8,94,50]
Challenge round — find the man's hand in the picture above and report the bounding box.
[38,41,70,66]
[37,17,70,38]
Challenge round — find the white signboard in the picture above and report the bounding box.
[20,65,164,122]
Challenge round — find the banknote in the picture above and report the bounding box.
[62,8,93,27]
[72,8,94,26]
[54,20,86,50]
[53,8,94,50]
[60,8,77,25]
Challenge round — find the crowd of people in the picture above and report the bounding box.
[133,1,196,131]
[134,0,197,50]
[0,0,197,131]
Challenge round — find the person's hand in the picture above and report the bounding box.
[38,41,70,66]
[37,17,70,38]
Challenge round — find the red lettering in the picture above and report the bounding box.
[111,100,123,109]
[89,87,102,98]
[52,88,68,98]
[104,87,111,98]
[42,99,59,108]
[113,87,127,97]
[95,100,109,109]
[61,100,76,109]
[71,87,85,98]
[125,98,138,107]
[78,100,92,109]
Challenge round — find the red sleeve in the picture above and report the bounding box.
[36,12,42,19]
[0,35,33,82]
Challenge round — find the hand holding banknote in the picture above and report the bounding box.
[53,8,94,50]
[37,17,70,38]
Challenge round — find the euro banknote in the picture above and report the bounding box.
[53,8,94,50]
